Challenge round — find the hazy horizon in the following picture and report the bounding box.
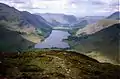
[0,0,119,17]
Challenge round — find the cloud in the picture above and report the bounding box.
[0,0,119,16]
[68,0,119,16]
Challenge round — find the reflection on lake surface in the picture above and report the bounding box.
[35,30,70,48]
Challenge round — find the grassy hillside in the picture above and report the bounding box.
[76,19,119,35]
[0,3,52,52]
[0,3,52,37]
[0,23,35,52]
[22,11,52,37]
[0,50,120,79]
[66,24,120,64]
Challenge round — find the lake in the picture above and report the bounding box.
[35,30,70,48]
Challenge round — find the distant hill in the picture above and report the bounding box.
[76,19,119,35]
[78,16,105,24]
[71,20,88,28]
[36,13,78,27]
[107,11,120,20]
[0,3,52,51]
[70,16,105,29]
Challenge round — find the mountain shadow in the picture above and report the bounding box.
[68,24,120,63]
[0,24,35,52]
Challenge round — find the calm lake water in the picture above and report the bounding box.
[35,30,70,48]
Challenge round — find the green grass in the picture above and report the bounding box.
[0,49,120,79]
[66,24,120,64]
[0,22,34,52]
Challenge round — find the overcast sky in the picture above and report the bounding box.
[0,0,119,17]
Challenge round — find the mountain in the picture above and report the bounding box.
[36,13,78,26]
[21,11,52,37]
[76,19,119,35]
[67,13,120,64]
[69,16,105,29]
[107,11,120,20]
[78,16,105,24]
[0,24,34,52]
[67,23,120,64]
[0,3,52,36]
[0,3,52,52]
[0,50,120,79]
[71,20,88,28]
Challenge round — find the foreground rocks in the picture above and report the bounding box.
[0,50,120,79]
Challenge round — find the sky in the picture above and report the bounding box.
[0,0,119,17]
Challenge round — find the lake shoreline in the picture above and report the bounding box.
[35,30,71,49]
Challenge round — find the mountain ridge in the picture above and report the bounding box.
[76,19,119,35]
[107,11,120,20]
[67,23,120,64]
[0,3,52,52]
[36,13,78,27]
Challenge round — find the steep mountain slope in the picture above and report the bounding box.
[67,24,120,64]
[0,3,22,22]
[0,3,52,51]
[0,3,52,37]
[68,16,105,34]
[76,19,119,35]
[107,11,120,20]
[0,50,120,79]
[36,13,78,26]
[21,11,52,37]
[0,24,34,52]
